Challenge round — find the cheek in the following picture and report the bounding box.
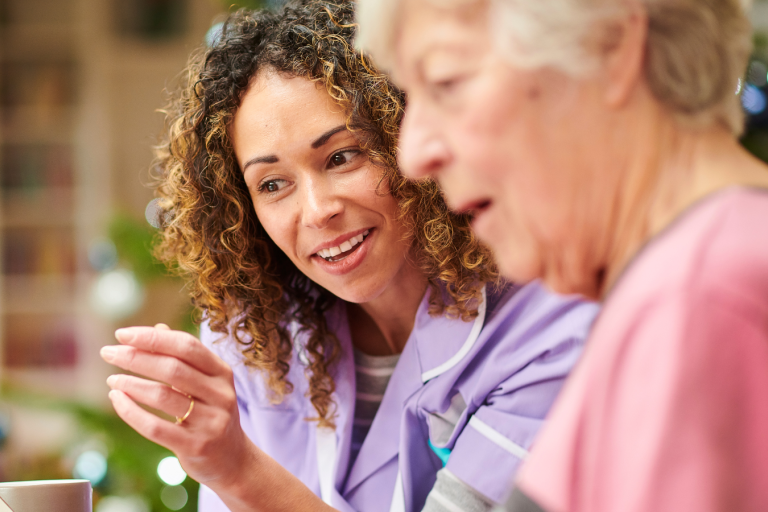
[253,203,297,260]
[447,84,537,183]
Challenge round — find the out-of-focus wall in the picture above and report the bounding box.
[0,0,225,509]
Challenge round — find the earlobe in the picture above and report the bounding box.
[603,6,649,108]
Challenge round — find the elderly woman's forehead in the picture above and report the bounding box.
[398,0,489,52]
[402,0,487,25]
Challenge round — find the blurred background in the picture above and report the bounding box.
[0,0,285,510]
[0,0,768,511]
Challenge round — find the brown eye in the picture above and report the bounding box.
[259,179,286,194]
[331,153,347,166]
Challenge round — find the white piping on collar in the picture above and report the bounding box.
[421,286,487,383]
[316,426,337,506]
[389,469,405,512]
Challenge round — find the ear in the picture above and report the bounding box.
[601,3,648,108]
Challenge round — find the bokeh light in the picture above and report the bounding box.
[157,456,187,486]
[96,495,150,512]
[205,22,224,47]
[160,485,188,511]
[73,450,107,485]
[742,84,767,115]
[88,238,118,272]
[90,268,144,319]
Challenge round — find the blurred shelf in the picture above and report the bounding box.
[3,310,78,368]
[1,107,77,139]
[2,187,75,227]
[0,25,76,59]
[0,130,73,146]
[3,368,79,396]
[2,275,78,314]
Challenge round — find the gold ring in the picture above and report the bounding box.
[176,395,195,425]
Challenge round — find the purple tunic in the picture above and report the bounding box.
[198,282,599,511]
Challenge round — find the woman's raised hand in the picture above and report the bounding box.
[100,324,253,488]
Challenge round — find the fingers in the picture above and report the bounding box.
[107,374,193,419]
[113,326,228,377]
[108,390,190,451]
[100,345,221,402]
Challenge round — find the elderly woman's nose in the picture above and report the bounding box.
[397,107,451,179]
[301,181,344,228]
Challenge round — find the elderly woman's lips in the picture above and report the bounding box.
[468,200,494,232]
[456,199,492,216]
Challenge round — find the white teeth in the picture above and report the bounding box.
[317,231,370,260]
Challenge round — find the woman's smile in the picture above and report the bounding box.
[311,228,375,276]
[231,71,418,304]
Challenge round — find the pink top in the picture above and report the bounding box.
[517,187,768,512]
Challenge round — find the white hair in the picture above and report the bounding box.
[356,0,753,134]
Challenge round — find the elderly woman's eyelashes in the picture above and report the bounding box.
[425,73,472,103]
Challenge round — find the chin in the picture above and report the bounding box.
[486,239,540,283]
[323,280,386,305]
[496,258,540,284]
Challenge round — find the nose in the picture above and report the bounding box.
[300,176,344,229]
[397,103,451,179]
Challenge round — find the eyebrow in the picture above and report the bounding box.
[311,125,348,149]
[241,124,349,173]
[243,155,279,171]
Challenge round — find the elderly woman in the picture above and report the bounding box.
[99,2,597,512]
[356,0,768,511]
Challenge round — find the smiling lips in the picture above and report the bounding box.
[317,229,370,262]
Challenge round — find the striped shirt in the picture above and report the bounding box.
[350,348,400,467]
[351,348,496,512]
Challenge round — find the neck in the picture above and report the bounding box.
[597,112,768,298]
[347,261,428,356]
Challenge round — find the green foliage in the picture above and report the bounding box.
[741,129,768,162]
[108,213,169,283]
[755,32,768,61]
[107,212,198,335]
[1,388,199,511]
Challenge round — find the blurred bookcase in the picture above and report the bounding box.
[0,0,220,404]
[0,0,83,395]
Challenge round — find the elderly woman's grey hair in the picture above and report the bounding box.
[356,0,753,135]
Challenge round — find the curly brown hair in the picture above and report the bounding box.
[153,0,498,427]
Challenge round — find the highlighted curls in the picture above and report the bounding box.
[152,0,497,427]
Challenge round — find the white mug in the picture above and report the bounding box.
[0,480,92,512]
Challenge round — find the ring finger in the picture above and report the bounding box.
[107,374,194,420]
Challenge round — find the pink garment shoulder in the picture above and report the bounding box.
[517,188,768,512]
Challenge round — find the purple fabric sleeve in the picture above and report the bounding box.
[447,335,585,503]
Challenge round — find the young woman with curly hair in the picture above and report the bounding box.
[100,2,597,511]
